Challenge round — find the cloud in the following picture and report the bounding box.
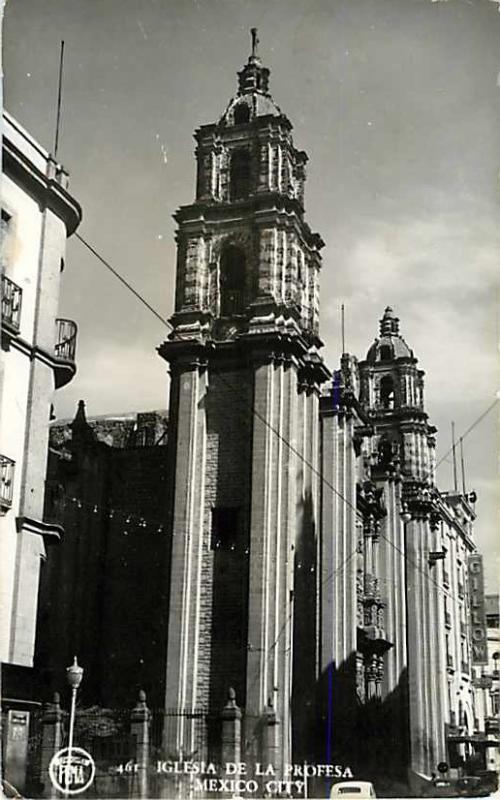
[56,341,167,420]
[321,199,500,407]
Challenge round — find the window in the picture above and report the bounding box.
[380,375,395,409]
[211,507,240,550]
[234,103,250,125]
[379,345,393,361]
[230,149,252,200]
[1,208,11,234]
[1,209,12,263]
[220,244,246,316]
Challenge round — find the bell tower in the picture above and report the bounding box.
[159,31,330,773]
[358,308,446,781]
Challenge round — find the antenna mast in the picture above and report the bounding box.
[451,421,458,492]
[459,437,467,495]
[341,304,345,355]
[54,40,65,160]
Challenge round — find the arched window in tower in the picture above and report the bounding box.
[230,149,252,200]
[233,103,250,125]
[220,244,246,316]
[380,375,395,409]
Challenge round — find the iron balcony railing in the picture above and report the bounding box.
[54,318,77,362]
[1,275,22,333]
[0,455,15,511]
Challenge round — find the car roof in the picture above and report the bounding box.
[335,782,374,788]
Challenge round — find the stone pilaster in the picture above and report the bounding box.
[40,692,64,798]
[220,688,242,765]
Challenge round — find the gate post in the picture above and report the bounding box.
[263,699,280,777]
[39,692,64,798]
[130,690,150,799]
[221,687,242,766]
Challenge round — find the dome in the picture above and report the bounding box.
[365,307,414,364]
[219,29,284,126]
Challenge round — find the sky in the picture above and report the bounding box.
[3,0,499,588]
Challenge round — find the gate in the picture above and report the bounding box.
[148,708,209,799]
[72,707,136,798]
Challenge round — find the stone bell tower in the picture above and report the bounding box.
[358,307,447,783]
[159,31,330,773]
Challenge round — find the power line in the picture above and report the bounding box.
[74,234,480,617]
[436,398,498,469]
[75,233,171,328]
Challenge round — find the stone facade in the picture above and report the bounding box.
[318,308,493,794]
[32,402,170,710]
[158,34,329,776]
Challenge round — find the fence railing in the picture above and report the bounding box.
[0,455,15,510]
[54,318,77,362]
[1,274,22,333]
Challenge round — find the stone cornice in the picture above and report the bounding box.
[3,135,82,235]
[1,329,77,388]
[158,331,331,386]
[16,514,64,544]
[173,195,324,251]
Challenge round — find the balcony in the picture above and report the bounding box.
[485,717,499,735]
[54,318,77,388]
[1,275,22,334]
[0,455,15,513]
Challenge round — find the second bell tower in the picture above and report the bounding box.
[159,31,329,772]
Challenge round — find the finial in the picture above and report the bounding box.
[379,306,400,337]
[238,28,269,94]
[251,28,259,59]
[72,399,88,428]
[138,689,146,703]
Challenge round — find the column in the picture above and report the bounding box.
[130,690,150,799]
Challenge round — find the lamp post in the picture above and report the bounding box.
[65,656,83,794]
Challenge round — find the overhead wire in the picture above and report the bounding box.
[74,232,487,651]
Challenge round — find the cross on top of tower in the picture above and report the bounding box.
[238,28,270,95]
[250,28,259,61]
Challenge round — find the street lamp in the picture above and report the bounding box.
[65,656,84,794]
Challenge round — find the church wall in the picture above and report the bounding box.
[203,367,253,714]
[34,413,169,709]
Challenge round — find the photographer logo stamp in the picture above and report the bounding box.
[48,746,96,795]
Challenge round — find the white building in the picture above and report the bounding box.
[1,112,81,676]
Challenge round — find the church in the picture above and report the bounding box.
[10,30,496,800]
[156,29,488,795]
